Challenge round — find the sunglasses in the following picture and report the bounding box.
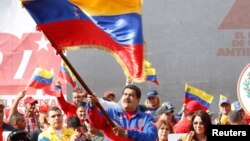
[193,121,203,125]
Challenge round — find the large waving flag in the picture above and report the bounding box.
[59,61,76,88]
[28,67,54,89]
[21,0,146,82]
[184,83,214,111]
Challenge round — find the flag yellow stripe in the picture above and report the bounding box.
[36,68,54,79]
[185,83,214,103]
[145,68,156,75]
[70,0,142,16]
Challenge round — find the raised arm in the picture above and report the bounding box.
[6,90,26,122]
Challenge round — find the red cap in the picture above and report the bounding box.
[24,96,38,104]
[185,100,202,114]
[39,104,49,113]
[104,91,115,98]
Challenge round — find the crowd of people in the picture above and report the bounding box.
[0,83,249,141]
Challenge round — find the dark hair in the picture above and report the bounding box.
[190,110,212,141]
[47,106,62,117]
[122,85,141,99]
[7,129,31,141]
[9,113,24,126]
[76,101,87,109]
[67,116,81,129]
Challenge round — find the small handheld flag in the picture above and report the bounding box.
[42,84,62,97]
[184,83,214,111]
[28,67,54,89]
[144,60,159,85]
[59,61,76,88]
[220,94,228,100]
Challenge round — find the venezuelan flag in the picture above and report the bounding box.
[59,61,76,88]
[28,67,54,89]
[42,85,62,97]
[184,83,214,111]
[144,60,159,85]
[220,94,228,100]
[22,0,144,82]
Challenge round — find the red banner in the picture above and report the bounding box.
[0,32,62,94]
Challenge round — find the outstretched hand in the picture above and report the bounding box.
[17,90,26,100]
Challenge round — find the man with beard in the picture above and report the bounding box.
[86,85,157,141]
[7,90,39,133]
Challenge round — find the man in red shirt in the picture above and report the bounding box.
[57,86,87,119]
[173,100,203,133]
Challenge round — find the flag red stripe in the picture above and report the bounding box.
[38,20,143,79]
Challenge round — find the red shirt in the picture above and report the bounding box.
[173,116,191,133]
[87,107,133,141]
[57,91,77,119]
[0,127,3,141]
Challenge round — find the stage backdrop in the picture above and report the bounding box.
[0,0,67,114]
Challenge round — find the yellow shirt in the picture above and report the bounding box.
[38,127,75,141]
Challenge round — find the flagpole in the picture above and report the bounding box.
[57,51,115,127]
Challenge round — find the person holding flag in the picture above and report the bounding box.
[55,81,87,120]
[86,84,157,141]
[173,100,204,133]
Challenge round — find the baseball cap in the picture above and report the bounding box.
[156,102,175,115]
[24,96,38,105]
[185,100,202,114]
[231,101,242,111]
[146,90,158,98]
[104,91,115,98]
[219,98,230,106]
[39,103,49,113]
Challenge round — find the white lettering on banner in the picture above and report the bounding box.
[14,50,32,79]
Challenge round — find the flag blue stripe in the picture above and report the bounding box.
[33,75,54,85]
[185,92,211,108]
[23,0,142,45]
[60,66,71,76]
[146,75,157,81]
[23,0,89,24]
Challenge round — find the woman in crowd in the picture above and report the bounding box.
[186,110,211,141]
[156,120,173,141]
